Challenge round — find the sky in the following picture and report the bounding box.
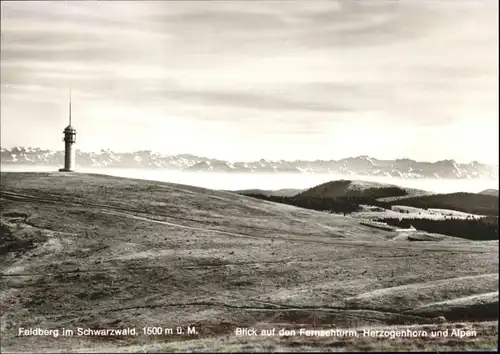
[1,1,498,163]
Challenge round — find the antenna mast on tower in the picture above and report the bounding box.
[69,88,72,126]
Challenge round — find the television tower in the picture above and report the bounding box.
[59,89,77,172]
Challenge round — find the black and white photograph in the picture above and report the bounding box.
[0,0,498,352]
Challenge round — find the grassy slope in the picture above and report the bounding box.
[0,172,498,352]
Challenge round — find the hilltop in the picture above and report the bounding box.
[480,189,499,197]
[296,179,431,200]
[0,172,498,352]
[243,178,498,218]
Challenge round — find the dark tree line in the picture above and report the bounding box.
[242,189,499,241]
[244,194,366,214]
[388,193,499,217]
[345,186,408,199]
[375,217,499,241]
[244,190,398,214]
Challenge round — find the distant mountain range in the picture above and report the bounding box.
[1,146,498,180]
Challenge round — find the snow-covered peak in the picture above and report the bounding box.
[1,147,497,180]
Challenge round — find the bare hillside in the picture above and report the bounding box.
[0,172,498,352]
[479,189,499,197]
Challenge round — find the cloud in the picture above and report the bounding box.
[0,0,497,162]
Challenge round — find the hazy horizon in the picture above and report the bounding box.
[1,1,498,164]
[2,164,498,194]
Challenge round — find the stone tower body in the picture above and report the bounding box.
[59,90,77,172]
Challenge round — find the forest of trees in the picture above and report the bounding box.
[375,217,499,241]
[243,189,499,241]
[244,193,366,214]
[244,190,499,217]
[243,190,400,214]
[386,193,499,216]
